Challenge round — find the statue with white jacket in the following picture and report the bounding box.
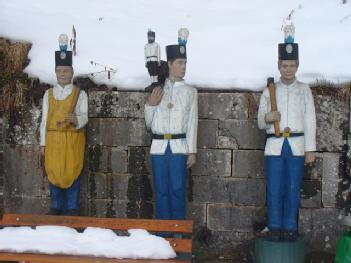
[257,23,316,242]
[144,29,197,221]
[144,29,161,86]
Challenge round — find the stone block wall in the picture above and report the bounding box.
[3,87,350,261]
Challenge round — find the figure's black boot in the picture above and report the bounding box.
[267,230,282,242]
[283,230,298,242]
[63,209,79,216]
[47,208,62,216]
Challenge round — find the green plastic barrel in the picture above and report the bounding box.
[335,232,351,263]
[255,237,305,263]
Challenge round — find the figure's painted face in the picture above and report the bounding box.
[168,59,187,79]
[148,36,155,43]
[55,66,74,87]
[278,60,299,82]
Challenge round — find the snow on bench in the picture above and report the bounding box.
[0,213,193,263]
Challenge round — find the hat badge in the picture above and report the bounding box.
[180,46,185,54]
[286,44,293,54]
[60,51,67,60]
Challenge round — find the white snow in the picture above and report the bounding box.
[0,0,351,90]
[0,226,176,259]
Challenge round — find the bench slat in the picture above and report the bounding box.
[0,214,193,233]
[0,252,191,263]
[165,238,192,253]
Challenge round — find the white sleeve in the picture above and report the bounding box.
[257,88,269,130]
[39,91,49,146]
[144,104,157,129]
[157,43,161,62]
[144,44,148,62]
[76,90,88,129]
[186,90,198,154]
[304,86,316,152]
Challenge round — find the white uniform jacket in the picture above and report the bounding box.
[144,42,161,63]
[40,84,88,146]
[257,79,316,156]
[145,79,198,155]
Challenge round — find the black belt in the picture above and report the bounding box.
[266,132,304,138]
[152,133,186,140]
[147,56,157,58]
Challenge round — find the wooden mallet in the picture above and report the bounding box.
[267,77,280,137]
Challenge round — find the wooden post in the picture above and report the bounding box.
[62,86,80,129]
[267,77,280,137]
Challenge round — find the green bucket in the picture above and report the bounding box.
[255,237,305,263]
[335,232,351,263]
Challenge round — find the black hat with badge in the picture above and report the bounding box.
[55,33,72,66]
[278,20,298,60]
[278,43,298,60]
[166,28,189,61]
[147,29,155,38]
[166,45,187,61]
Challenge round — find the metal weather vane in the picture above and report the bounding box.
[88,60,117,80]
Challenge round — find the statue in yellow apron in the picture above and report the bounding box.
[45,86,85,189]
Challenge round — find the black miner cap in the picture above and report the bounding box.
[166,45,186,61]
[147,30,155,38]
[278,43,299,60]
[55,50,72,66]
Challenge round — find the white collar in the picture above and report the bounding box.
[165,78,185,88]
[279,78,297,88]
[56,83,73,90]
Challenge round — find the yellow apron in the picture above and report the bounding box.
[44,87,85,189]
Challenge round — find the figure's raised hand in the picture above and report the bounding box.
[147,87,164,106]
[265,111,281,123]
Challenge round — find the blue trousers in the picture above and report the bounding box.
[266,139,304,232]
[49,177,81,211]
[151,144,187,220]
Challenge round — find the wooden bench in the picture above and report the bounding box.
[0,213,193,263]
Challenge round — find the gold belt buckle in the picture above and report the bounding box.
[164,134,172,139]
[283,127,290,138]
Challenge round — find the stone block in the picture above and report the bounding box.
[322,153,340,207]
[219,120,265,149]
[4,145,48,197]
[4,196,50,214]
[88,145,109,173]
[111,148,128,174]
[198,120,218,148]
[300,180,322,208]
[87,118,151,146]
[192,149,232,177]
[192,176,266,206]
[87,172,108,199]
[207,204,266,232]
[198,93,248,120]
[89,91,147,118]
[314,94,349,152]
[128,147,151,175]
[110,173,129,200]
[187,203,207,227]
[232,150,264,178]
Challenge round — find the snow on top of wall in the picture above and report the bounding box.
[0,0,350,90]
